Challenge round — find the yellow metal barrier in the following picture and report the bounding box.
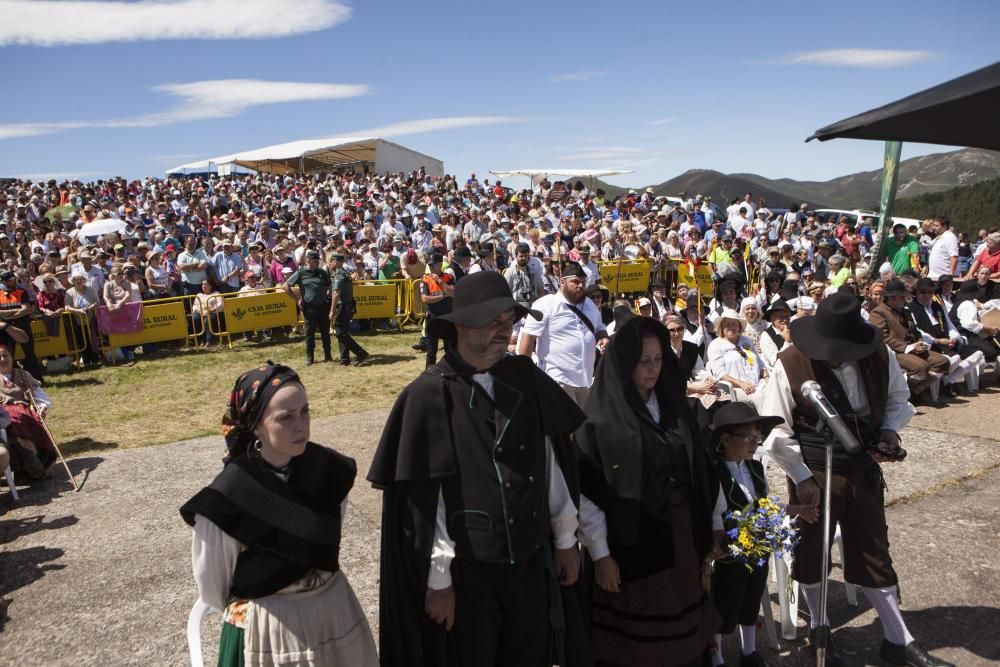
[597,260,652,294]
[221,289,298,333]
[105,294,204,349]
[13,312,88,360]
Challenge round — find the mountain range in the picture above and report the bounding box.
[589,148,1000,210]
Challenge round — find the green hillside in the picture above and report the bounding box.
[890,176,1000,235]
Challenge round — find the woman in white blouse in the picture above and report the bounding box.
[706,308,766,403]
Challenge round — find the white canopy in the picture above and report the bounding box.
[167,137,443,177]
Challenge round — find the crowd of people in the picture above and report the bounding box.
[2,167,996,665]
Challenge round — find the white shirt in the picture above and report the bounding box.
[707,335,764,385]
[928,229,959,279]
[522,292,606,388]
[759,326,789,369]
[426,372,581,590]
[760,348,913,484]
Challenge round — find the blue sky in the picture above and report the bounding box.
[1,0,998,191]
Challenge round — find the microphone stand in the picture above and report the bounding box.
[814,422,837,667]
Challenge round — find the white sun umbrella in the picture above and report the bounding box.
[78,217,128,237]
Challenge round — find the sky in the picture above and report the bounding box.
[1,0,998,191]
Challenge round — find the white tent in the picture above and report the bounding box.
[489,168,633,187]
[166,137,443,177]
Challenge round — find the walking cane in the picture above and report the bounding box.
[27,390,80,492]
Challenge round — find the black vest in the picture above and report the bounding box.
[907,300,947,340]
[675,340,701,381]
[715,458,768,531]
[439,374,550,565]
[764,325,785,352]
[452,262,467,282]
[779,345,889,473]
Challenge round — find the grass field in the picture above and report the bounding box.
[43,327,426,456]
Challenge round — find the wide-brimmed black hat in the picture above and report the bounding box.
[709,402,784,452]
[882,278,908,298]
[790,290,882,363]
[427,271,541,339]
[453,246,473,260]
[764,297,792,321]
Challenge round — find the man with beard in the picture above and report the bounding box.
[368,271,590,667]
[517,261,608,407]
[759,292,953,667]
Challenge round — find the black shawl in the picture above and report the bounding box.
[180,442,356,599]
[367,346,587,667]
[575,316,718,581]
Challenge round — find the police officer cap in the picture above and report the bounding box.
[305,249,321,260]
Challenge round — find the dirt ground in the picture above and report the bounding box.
[1,388,999,666]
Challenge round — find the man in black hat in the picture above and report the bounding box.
[329,248,369,366]
[368,271,591,667]
[906,277,983,394]
[759,292,953,667]
[283,249,333,365]
[868,279,951,397]
[758,297,792,370]
[447,246,474,282]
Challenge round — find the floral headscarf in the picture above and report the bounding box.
[222,362,300,461]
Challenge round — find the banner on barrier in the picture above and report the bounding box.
[599,260,651,293]
[224,291,298,333]
[13,318,72,360]
[677,263,715,294]
[355,282,398,319]
[107,300,189,347]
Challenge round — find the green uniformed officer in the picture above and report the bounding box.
[284,249,333,366]
[330,248,369,366]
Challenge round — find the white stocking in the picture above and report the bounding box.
[862,586,914,647]
[739,624,757,655]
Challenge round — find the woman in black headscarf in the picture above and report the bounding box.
[180,363,377,666]
[576,316,721,666]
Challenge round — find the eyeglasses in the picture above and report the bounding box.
[728,432,763,445]
[667,327,686,334]
[43,279,56,284]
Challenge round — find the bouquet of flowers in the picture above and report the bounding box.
[724,496,799,570]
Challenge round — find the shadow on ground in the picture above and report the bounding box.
[60,437,119,457]
[3,456,105,506]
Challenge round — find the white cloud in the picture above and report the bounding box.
[0,79,370,140]
[650,117,677,125]
[352,116,525,138]
[0,0,351,46]
[770,49,936,68]
[549,71,606,83]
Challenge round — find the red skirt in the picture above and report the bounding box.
[5,402,57,465]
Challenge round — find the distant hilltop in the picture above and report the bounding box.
[579,148,1000,210]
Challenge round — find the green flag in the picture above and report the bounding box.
[868,141,902,278]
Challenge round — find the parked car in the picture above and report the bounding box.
[815,208,881,228]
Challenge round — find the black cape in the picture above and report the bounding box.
[180,442,356,599]
[367,346,588,667]
[575,317,718,581]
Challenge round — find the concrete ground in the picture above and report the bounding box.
[1,388,999,666]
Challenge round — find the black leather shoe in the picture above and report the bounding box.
[738,651,768,667]
[808,627,844,667]
[879,640,954,667]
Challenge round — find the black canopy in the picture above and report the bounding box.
[806,61,1000,151]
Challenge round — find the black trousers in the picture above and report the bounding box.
[424,312,441,368]
[451,552,550,667]
[333,304,365,362]
[302,305,331,359]
[712,558,770,633]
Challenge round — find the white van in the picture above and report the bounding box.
[814,209,881,228]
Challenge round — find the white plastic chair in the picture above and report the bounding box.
[2,428,16,502]
[187,599,213,667]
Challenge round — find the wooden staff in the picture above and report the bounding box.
[26,389,80,492]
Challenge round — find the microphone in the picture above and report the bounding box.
[800,380,863,453]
